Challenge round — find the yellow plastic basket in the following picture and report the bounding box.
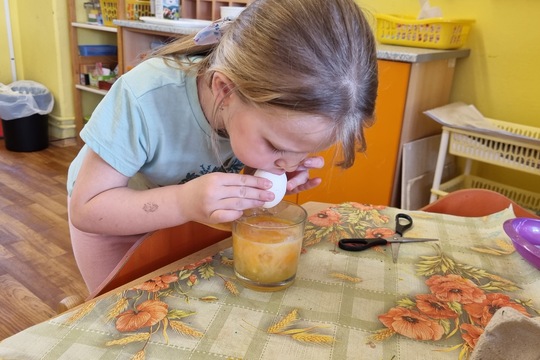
[100,0,152,27]
[376,14,474,50]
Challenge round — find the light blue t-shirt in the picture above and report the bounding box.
[67,57,242,195]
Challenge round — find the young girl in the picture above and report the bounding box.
[67,0,378,293]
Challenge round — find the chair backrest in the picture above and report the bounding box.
[88,221,231,299]
[421,189,540,219]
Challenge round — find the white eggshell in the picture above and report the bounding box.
[254,169,287,208]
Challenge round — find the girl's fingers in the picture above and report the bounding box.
[204,175,273,202]
[286,175,322,193]
[226,184,274,202]
[219,173,273,190]
[212,197,267,215]
[285,171,310,191]
[301,156,325,170]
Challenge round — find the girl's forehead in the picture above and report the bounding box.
[258,105,330,125]
[261,109,335,151]
[268,108,333,134]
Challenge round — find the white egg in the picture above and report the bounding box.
[254,169,287,208]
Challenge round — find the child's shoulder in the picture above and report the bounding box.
[128,57,183,79]
[121,57,189,94]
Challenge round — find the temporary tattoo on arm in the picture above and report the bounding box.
[143,202,159,213]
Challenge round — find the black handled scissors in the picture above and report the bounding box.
[338,213,438,263]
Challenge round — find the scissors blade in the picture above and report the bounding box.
[388,236,439,243]
[388,237,438,263]
[391,242,400,263]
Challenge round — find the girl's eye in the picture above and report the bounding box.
[268,141,287,155]
[271,146,287,155]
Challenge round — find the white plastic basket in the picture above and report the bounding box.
[446,119,540,176]
[430,118,540,212]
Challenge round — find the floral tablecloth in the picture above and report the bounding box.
[0,202,538,360]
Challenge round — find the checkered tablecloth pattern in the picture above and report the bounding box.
[0,203,537,359]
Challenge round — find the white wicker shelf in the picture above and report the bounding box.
[430,119,540,212]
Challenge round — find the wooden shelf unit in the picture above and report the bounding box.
[67,0,125,139]
[68,0,254,138]
[181,0,250,20]
[117,26,178,73]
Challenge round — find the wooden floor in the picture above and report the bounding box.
[0,138,89,340]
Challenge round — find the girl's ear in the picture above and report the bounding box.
[211,72,234,106]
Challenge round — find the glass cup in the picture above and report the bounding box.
[232,201,307,292]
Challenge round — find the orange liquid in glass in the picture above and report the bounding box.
[233,216,302,289]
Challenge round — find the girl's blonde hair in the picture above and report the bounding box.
[153,0,378,169]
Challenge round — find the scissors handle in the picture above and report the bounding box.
[395,213,413,236]
[338,238,388,252]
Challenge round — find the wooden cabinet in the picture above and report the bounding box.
[181,0,251,20]
[68,0,253,136]
[67,0,125,138]
[117,0,252,73]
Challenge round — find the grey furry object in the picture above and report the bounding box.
[471,307,540,360]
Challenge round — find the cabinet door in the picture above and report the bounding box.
[294,60,411,206]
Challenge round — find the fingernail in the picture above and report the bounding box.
[265,191,275,201]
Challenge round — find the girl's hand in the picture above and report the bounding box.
[182,172,275,224]
[285,156,325,194]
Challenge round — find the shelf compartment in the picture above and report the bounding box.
[181,0,251,20]
[75,84,109,96]
[78,55,118,73]
[71,22,118,32]
[433,174,540,213]
[445,120,540,176]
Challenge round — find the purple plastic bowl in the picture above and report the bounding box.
[503,218,540,270]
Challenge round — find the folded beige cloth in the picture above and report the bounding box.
[471,307,540,360]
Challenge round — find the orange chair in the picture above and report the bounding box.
[421,189,540,219]
[88,222,231,299]
[58,222,231,311]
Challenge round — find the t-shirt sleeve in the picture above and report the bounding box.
[80,76,151,178]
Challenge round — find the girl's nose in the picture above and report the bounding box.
[274,158,300,173]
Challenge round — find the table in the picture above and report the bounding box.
[0,202,538,359]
